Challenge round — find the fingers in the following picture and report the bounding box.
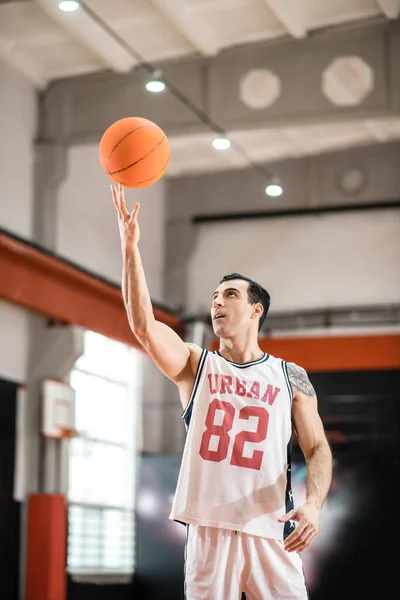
[284,523,305,552]
[130,202,140,223]
[297,529,316,553]
[286,528,316,553]
[111,184,121,215]
[284,523,317,553]
[119,183,127,213]
[111,183,129,219]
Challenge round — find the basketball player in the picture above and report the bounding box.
[112,183,333,600]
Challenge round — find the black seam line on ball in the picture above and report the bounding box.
[107,135,166,175]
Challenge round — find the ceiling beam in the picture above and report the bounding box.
[364,120,390,141]
[376,0,400,18]
[0,36,47,89]
[262,0,308,39]
[150,0,221,56]
[40,20,397,145]
[0,231,183,350]
[34,0,136,73]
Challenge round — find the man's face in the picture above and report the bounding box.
[211,279,255,336]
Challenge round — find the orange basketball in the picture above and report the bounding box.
[99,116,170,188]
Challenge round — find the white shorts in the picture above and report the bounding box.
[184,525,308,600]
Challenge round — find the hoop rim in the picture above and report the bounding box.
[58,427,79,439]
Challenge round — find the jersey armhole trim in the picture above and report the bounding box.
[181,348,208,420]
[282,360,294,403]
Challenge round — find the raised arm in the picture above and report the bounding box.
[279,361,333,553]
[112,184,201,386]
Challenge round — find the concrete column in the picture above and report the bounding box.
[32,142,67,249]
[22,139,70,493]
[164,217,197,311]
[184,319,214,349]
[18,140,73,600]
[141,354,186,454]
[18,320,83,600]
[25,322,83,494]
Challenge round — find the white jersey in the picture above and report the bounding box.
[169,349,295,541]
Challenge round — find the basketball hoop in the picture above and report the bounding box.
[41,378,76,439]
[58,427,79,440]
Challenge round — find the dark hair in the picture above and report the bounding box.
[219,273,271,331]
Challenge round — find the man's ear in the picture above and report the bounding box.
[252,302,264,319]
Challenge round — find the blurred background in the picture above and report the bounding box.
[0,1,399,599]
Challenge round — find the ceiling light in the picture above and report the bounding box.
[265,182,283,197]
[58,1,80,11]
[212,137,231,150]
[145,69,166,93]
[145,79,166,93]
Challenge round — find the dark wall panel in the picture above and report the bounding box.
[134,454,185,600]
[67,579,134,600]
[0,378,20,600]
[309,368,400,455]
[308,369,400,599]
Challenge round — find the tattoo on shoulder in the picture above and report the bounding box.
[287,362,316,397]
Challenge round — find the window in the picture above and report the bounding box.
[67,330,142,577]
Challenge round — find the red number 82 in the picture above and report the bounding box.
[199,398,269,471]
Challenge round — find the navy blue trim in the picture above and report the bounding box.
[282,360,293,402]
[214,350,270,369]
[182,349,208,429]
[283,439,294,541]
[282,360,294,541]
[183,401,194,431]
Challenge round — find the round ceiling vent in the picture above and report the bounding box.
[239,68,281,110]
[322,56,374,106]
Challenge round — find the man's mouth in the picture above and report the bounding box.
[213,314,225,320]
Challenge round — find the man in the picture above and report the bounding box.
[112,183,333,600]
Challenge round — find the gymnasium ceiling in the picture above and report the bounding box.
[1,0,400,177]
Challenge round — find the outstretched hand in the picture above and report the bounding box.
[111,183,140,251]
[278,502,320,553]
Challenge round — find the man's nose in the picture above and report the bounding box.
[212,297,223,308]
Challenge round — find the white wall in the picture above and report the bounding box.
[187,208,400,314]
[0,60,36,382]
[0,59,36,238]
[0,300,29,382]
[57,144,166,302]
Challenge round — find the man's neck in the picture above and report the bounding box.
[218,340,264,365]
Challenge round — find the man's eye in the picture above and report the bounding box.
[228,292,235,297]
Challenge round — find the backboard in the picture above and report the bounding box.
[42,378,76,439]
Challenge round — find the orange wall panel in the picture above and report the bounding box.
[210,334,400,371]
